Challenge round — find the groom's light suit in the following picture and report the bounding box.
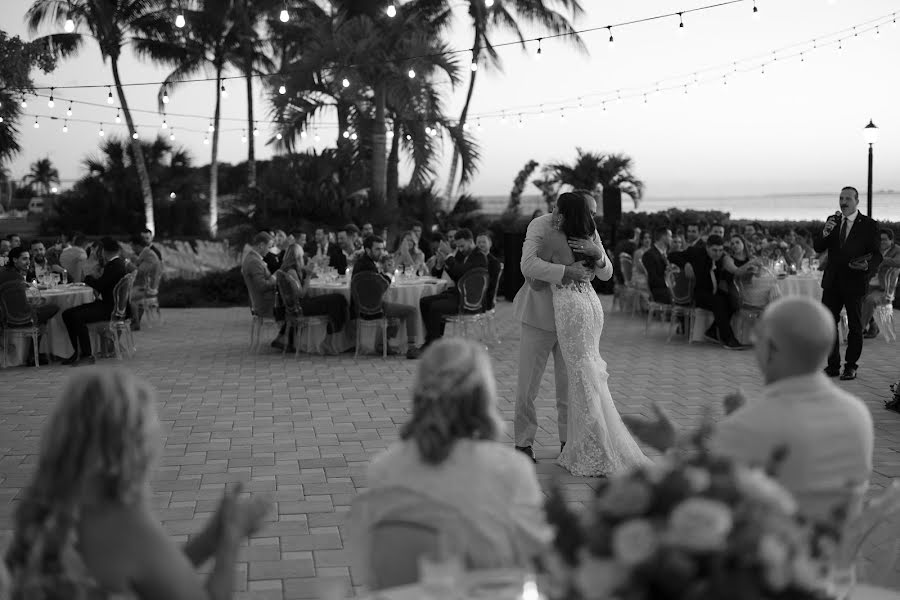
[513,214,614,447]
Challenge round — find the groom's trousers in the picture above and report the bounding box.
[514,323,570,447]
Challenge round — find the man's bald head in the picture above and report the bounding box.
[754,296,835,383]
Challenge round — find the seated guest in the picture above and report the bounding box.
[685,222,704,249]
[625,296,874,523]
[418,229,488,349]
[264,229,288,274]
[721,234,761,281]
[354,236,421,359]
[476,231,502,310]
[59,234,89,282]
[288,230,307,251]
[613,228,641,284]
[863,228,900,339]
[28,240,66,280]
[410,221,432,260]
[7,234,21,249]
[674,234,743,349]
[61,238,131,366]
[345,223,363,251]
[709,222,726,239]
[337,225,362,271]
[630,231,653,290]
[3,367,271,599]
[361,222,375,239]
[424,232,446,272]
[351,339,550,590]
[140,228,162,261]
[241,232,277,343]
[393,230,426,274]
[129,236,162,330]
[273,244,347,351]
[642,227,672,303]
[307,227,346,273]
[0,247,60,363]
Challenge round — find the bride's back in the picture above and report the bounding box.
[538,228,579,266]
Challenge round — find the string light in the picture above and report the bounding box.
[616,90,623,104]
[678,12,685,34]
[470,57,478,72]
[560,110,565,121]
[241,131,247,143]
[175,13,185,28]
[314,131,320,142]
[607,26,615,48]
[300,130,307,139]
[875,26,880,39]
[20,96,27,109]
[279,2,289,23]
[253,125,259,137]
[99,123,104,136]
[276,132,283,140]
[278,84,286,94]
[761,63,766,75]
[477,119,483,132]
[162,86,169,104]
[517,114,524,128]
[62,120,68,133]
[115,109,121,124]
[500,111,507,125]
[208,121,214,132]
[342,77,350,88]
[169,129,175,140]
[203,135,209,144]
[47,88,54,108]
[220,84,228,98]
[536,38,543,58]
[132,131,139,139]
[601,101,607,113]
[351,132,358,140]
[170,192,176,199]
[408,68,416,79]
[485,0,494,7]
[386,3,396,17]
[66,102,72,117]
[161,115,168,129]
[33,117,39,128]
[64,18,75,32]
[578,97,584,111]
[800,51,805,62]
[107,87,114,104]
[752,0,759,20]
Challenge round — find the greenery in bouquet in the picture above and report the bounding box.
[543,437,835,600]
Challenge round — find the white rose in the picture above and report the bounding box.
[735,467,798,516]
[667,498,733,552]
[573,553,625,600]
[612,519,659,566]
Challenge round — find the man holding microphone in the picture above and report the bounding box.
[813,186,882,381]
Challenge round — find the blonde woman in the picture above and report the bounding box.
[393,231,426,274]
[4,368,271,600]
[352,339,550,589]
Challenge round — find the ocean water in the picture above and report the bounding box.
[478,192,900,223]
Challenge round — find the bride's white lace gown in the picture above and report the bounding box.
[553,281,651,477]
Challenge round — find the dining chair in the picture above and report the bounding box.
[874,268,899,343]
[87,272,137,360]
[614,254,638,313]
[629,258,652,317]
[0,281,44,369]
[135,263,164,328]
[350,271,396,358]
[733,269,779,343]
[275,271,329,357]
[483,263,505,344]
[443,267,490,341]
[664,269,696,343]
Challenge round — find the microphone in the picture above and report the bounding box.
[830,211,842,223]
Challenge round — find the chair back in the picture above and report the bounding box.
[111,272,137,320]
[369,520,441,590]
[882,268,900,304]
[619,254,634,284]
[0,281,35,327]
[144,261,163,293]
[665,268,694,306]
[456,268,490,314]
[351,272,389,319]
[275,270,304,317]
[484,263,504,311]
[737,269,779,309]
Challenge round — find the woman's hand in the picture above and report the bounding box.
[567,237,602,259]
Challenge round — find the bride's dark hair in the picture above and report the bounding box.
[557,190,598,268]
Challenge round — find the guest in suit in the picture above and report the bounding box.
[410,221,433,261]
[476,231,502,310]
[679,234,744,350]
[863,229,900,339]
[642,227,672,303]
[61,237,130,366]
[307,227,347,273]
[337,225,362,270]
[351,339,550,590]
[0,246,60,323]
[241,231,277,323]
[418,229,488,349]
[685,222,704,249]
[813,186,883,380]
[354,236,420,359]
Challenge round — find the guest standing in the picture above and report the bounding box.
[61,237,130,366]
[813,186,882,380]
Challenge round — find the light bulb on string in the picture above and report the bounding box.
[208,121,215,132]
[169,192,176,200]
[536,38,543,58]
[220,84,228,98]
[387,129,394,138]
[278,84,286,94]
[300,130,308,139]
[314,131,320,142]
[33,117,39,129]
[500,111,507,125]
[800,52,805,63]
[20,95,27,109]
[761,63,766,76]
[241,131,247,143]
[162,87,169,104]
[462,122,470,132]
[607,26,614,48]
[342,77,350,88]
[405,134,412,141]
[175,13,185,28]
[276,132,283,140]
[203,135,209,145]
[279,8,289,22]
[161,116,168,129]
[169,129,175,141]
[733,62,737,73]
[852,26,857,38]
[253,125,259,137]
[408,68,416,79]
[752,0,759,20]
[560,110,565,122]
[115,109,121,124]
[875,26,880,39]
[616,90,622,104]
[892,13,896,28]
[132,131,139,140]
[48,88,54,108]
[350,132,358,140]
[66,102,72,117]
[578,97,584,111]
[485,0,494,7]
[99,124,105,137]
[64,18,75,32]
[677,13,684,35]
[62,120,68,133]
[0,116,4,123]
[601,101,607,114]
[838,38,843,51]
[342,129,350,139]
[107,87,114,104]
[470,59,478,72]
[386,3,396,17]
[517,114,524,129]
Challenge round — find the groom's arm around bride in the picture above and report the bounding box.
[521,215,611,291]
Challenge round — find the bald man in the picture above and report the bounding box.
[625,296,874,522]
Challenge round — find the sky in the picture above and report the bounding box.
[4,0,900,202]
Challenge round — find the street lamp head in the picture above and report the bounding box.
[863,119,879,145]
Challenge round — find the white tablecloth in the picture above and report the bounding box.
[2,285,95,365]
[776,274,823,298]
[302,277,450,353]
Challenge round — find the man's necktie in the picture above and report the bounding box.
[840,218,849,246]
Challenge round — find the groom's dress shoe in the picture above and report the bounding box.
[840,367,858,381]
[515,446,537,464]
[824,366,840,378]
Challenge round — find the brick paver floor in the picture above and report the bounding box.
[1,297,898,598]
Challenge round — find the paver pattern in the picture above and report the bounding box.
[0,297,898,598]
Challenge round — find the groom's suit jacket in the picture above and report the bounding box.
[513,214,613,332]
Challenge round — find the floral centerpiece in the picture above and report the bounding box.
[543,436,836,600]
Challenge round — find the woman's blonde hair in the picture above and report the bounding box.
[280,243,305,275]
[5,367,161,599]
[400,338,503,465]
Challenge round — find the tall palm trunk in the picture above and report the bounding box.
[372,83,387,208]
[386,118,401,205]
[209,67,223,237]
[245,69,256,188]
[443,38,480,208]
[111,57,155,233]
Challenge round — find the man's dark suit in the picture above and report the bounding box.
[813,211,882,371]
[0,267,59,326]
[682,246,735,343]
[353,252,418,342]
[309,243,347,273]
[420,249,488,343]
[483,252,502,311]
[61,255,130,357]
[642,245,671,303]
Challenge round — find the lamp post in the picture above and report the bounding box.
[863,119,879,216]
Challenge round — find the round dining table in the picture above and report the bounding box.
[302,275,450,354]
[775,272,823,299]
[3,284,95,365]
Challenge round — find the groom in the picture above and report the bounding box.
[513,190,614,462]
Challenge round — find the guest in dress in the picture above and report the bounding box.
[351,339,551,590]
[3,367,271,600]
[722,234,761,280]
[393,231,426,274]
[624,296,874,524]
[274,244,348,351]
[862,228,900,339]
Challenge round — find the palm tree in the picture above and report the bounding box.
[26,0,173,234]
[543,148,644,205]
[444,0,585,205]
[135,0,242,237]
[24,157,60,196]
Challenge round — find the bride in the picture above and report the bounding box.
[538,191,650,477]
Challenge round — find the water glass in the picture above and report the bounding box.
[800,258,810,274]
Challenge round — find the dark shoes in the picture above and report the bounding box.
[406,347,422,360]
[515,445,537,464]
[824,366,841,377]
[62,354,95,367]
[560,442,566,453]
[722,338,748,350]
[864,327,880,339]
[840,367,858,381]
[704,327,720,344]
